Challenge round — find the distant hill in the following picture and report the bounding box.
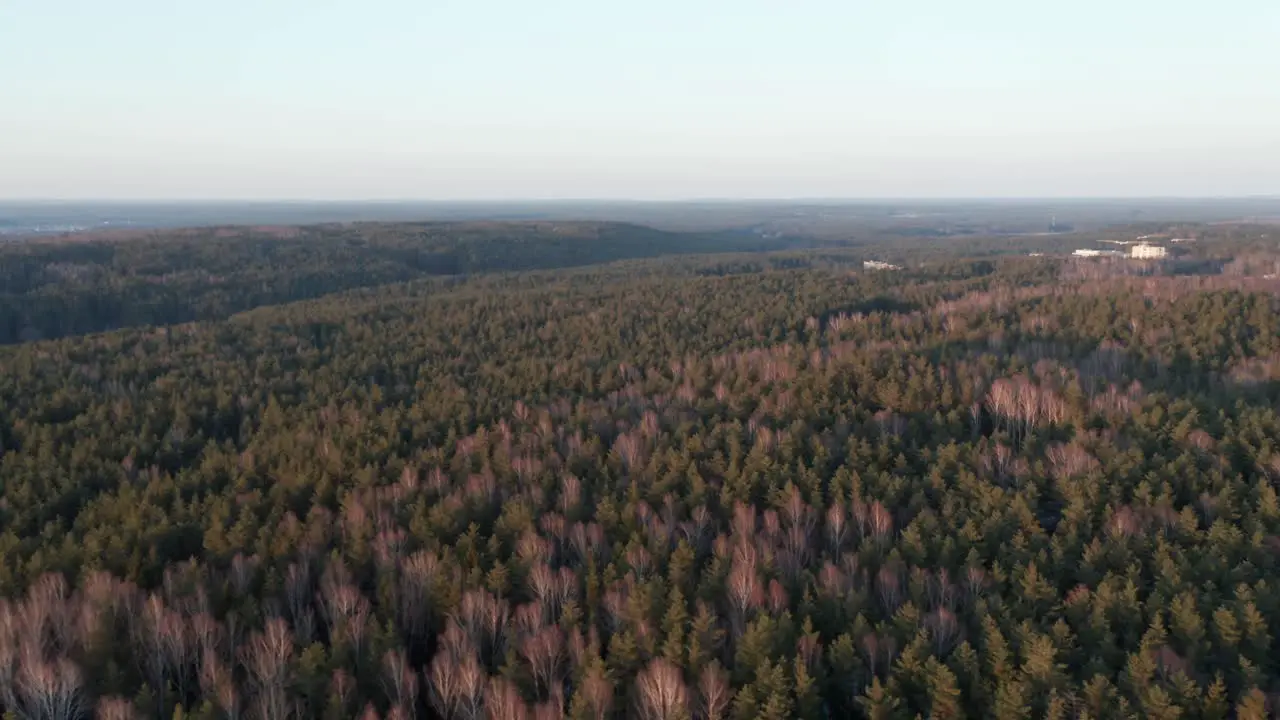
[0,220,806,343]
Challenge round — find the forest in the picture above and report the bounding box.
[1,220,1280,719]
[0,221,815,345]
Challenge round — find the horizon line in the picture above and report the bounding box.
[4,195,1280,205]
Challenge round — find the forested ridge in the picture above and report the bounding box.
[1,222,1280,719]
[11,218,1272,346]
[0,221,816,345]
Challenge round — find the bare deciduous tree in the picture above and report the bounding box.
[635,658,689,720]
[200,648,240,720]
[400,550,440,651]
[1046,442,1099,479]
[818,562,849,597]
[861,633,881,677]
[766,580,788,616]
[190,612,221,660]
[330,669,355,718]
[456,653,486,720]
[575,662,612,720]
[96,696,138,720]
[520,626,565,699]
[485,677,528,720]
[876,565,901,612]
[825,503,848,557]
[284,562,314,644]
[925,608,959,655]
[229,554,259,598]
[241,618,294,720]
[725,553,761,636]
[964,567,987,603]
[134,594,170,717]
[926,569,957,612]
[868,501,893,542]
[513,603,543,642]
[1107,505,1140,538]
[382,649,419,718]
[0,599,19,713]
[852,499,870,540]
[159,606,194,705]
[797,633,821,673]
[454,589,509,665]
[528,562,572,625]
[16,652,86,720]
[696,661,731,720]
[427,652,461,720]
[26,574,73,656]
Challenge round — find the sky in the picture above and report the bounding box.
[1,0,1278,200]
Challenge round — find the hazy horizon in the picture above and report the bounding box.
[3,1,1278,199]
[5,196,1280,204]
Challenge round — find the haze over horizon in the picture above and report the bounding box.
[3,0,1278,200]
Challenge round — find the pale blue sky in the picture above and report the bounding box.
[2,0,1277,199]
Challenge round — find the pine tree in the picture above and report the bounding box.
[731,681,761,720]
[1121,647,1155,704]
[981,615,1011,681]
[825,632,859,714]
[687,602,723,676]
[295,643,330,715]
[948,641,983,710]
[858,677,900,720]
[1212,606,1241,648]
[733,616,780,686]
[1169,591,1205,657]
[661,587,690,666]
[754,660,792,720]
[1017,562,1055,614]
[1042,691,1068,720]
[608,630,641,680]
[993,678,1030,720]
[1199,675,1229,720]
[1140,686,1182,720]
[1238,601,1270,659]
[792,655,821,720]
[1235,688,1268,720]
[1020,632,1060,688]
[923,657,963,720]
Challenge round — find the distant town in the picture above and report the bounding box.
[1069,235,1196,260]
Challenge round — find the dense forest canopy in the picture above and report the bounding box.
[0,221,823,344]
[3,219,1271,346]
[1,219,1279,719]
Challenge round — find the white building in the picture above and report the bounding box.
[863,260,901,270]
[1130,243,1167,259]
[1073,248,1120,258]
